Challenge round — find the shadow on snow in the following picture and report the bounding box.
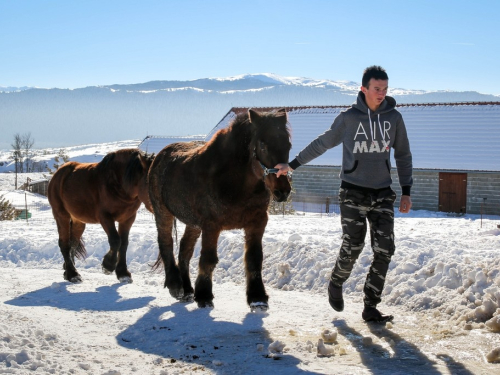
[5,283,322,374]
[333,319,475,375]
[4,282,154,312]
[117,302,323,374]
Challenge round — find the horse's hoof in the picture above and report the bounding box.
[70,275,83,283]
[102,266,113,275]
[168,288,184,300]
[119,276,133,284]
[197,300,214,309]
[250,302,269,312]
[181,293,194,303]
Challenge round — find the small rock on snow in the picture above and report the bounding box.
[317,339,335,357]
[288,233,302,242]
[486,347,500,363]
[268,340,286,353]
[486,315,500,332]
[362,336,373,346]
[321,328,338,343]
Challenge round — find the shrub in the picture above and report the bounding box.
[0,195,16,221]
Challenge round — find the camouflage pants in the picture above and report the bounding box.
[330,187,397,307]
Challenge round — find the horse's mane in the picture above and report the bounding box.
[124,150,155,186]
[96,149,154,187]
[97,151,116,171]
[229,110,291,140]
[205,110,291,157]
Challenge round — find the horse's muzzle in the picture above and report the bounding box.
[272,189,290,203]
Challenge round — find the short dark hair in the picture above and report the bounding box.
[362,65,388,88]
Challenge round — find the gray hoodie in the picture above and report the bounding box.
[290,92,413,193]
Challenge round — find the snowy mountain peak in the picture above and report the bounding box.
[0,85,35,93]
[212,73,288,84]
[92,73,367,94]
[1,74,499,149]
[196,73,362,92]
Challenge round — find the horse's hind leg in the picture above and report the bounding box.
[178,225,201,302]
[154,209,184,299]
[244,222,269,311]
[115,215,136,283]
[100,215,122,276]
[194,229,220,308]
[55,215,82,283]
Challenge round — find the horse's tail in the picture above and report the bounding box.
[68,220,87,260]
[70,237,87,261]
[151,218,178,271]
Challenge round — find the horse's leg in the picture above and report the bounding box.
[100,215,121,275]
[194,229,220,308]
[54,215,82,283]
[244,220,269,311]
[178,225,201,302]
[155,210,184,299]
[115,215,136,283]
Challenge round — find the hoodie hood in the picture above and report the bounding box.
[353,91,397,115]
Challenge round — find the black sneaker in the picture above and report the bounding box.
[328,282,344,312]
[362,306,394,323]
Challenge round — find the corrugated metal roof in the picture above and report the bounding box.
[207,103,500,171]
[138,135,206,155]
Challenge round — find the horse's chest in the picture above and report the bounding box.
[205,192,269,228]
[166,184,268,229]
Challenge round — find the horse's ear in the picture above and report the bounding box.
[248,109,261,123]
[275,108,287,122]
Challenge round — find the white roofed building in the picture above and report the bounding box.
[208,103,500,215]
[138,135,206,155]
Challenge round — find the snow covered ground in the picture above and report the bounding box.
[1,170,500,374]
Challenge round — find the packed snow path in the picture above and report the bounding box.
[1,268,499,374]
[0,190,499,373]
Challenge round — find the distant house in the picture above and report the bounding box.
[209,103,500,215]
[20,178,49,197]
[138,135,206,155]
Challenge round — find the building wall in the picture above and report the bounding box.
[467,172,500,215]
[27,181,49,197]
[291,166,341,206]
[390,169,439,212]
[291,166,500,215]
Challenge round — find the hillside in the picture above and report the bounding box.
[0,139,139,174]
[1,73,498,149]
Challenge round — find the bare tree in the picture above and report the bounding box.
[22,132,35,172]
[32,160,47,172]
[47,148,70,174]
[10,133,23,189]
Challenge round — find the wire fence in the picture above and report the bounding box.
[2,199,341,223]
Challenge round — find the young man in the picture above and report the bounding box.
[275,66,413,322]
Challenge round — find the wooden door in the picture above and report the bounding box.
[438,173,467,213]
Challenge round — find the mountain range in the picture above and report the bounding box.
[1,73,499,149]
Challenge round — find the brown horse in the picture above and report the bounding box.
[148,108,291,310]
[48,148,154,283]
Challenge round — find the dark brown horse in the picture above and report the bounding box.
[48,148,154,283]
[148,109,291,310]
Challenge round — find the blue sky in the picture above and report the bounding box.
[1,0,499,95]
